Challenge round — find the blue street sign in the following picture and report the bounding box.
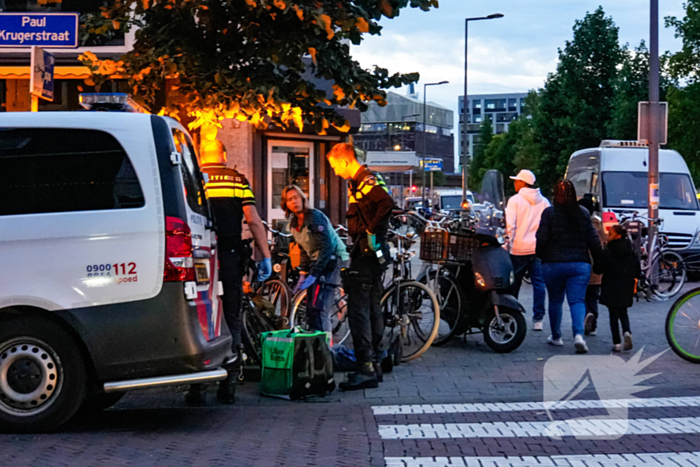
[0,13,79,48]
[425,160,443,172]
[31,47,55,101]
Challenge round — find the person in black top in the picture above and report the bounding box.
[327,143,394,390]
[593,224,641,352]
[186,134,272,406]
[536,179,602,354]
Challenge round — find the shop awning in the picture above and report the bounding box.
[0,66,91,79]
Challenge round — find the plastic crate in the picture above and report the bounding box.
[420,230,449,262]
[446,232,478,263]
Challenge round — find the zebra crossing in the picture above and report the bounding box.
[373,396,700,467]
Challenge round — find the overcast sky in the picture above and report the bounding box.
[351,0,687,126]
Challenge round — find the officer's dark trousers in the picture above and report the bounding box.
[345,253,384,365]
[219,248,243,348]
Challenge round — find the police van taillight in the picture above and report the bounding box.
[164,216,195,282]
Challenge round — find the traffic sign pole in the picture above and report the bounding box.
[648,0,660,291]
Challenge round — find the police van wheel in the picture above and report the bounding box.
[0,316,88,433]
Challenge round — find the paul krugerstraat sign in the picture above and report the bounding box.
[0,13,79,48]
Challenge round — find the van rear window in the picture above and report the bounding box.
[0,128,145,216]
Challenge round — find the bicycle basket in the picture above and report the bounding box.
[446,231,478,263]
[420,230,449,262]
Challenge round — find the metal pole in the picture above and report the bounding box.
[422,84,428,206]
[648,0,660,288]
[462,19,469,204]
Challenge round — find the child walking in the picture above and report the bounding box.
[593,224,641,352]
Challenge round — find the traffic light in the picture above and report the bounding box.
[411,185,417,193]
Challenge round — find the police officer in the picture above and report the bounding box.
[326,143,394,391]
[186,129,272,405]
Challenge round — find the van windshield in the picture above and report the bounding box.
[441,195,463,210]
[602,171,699,210]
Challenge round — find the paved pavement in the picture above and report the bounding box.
[1,282,700,466]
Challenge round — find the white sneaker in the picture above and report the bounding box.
[547,335,563,346]
[574,334,588,354]
[533,321,543,331]
[623,332,633,351]
[612,344,622,352]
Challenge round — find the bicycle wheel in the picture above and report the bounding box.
[666,288,700,363]
[289,287,351,346]
[421,269,464,346]
[242,300,275,366]
[257,279,292,326]
[651,249,686,299]
[381,280,440,362]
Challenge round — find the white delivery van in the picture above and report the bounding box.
[431,189,475,212]
[566,140,700,264]
[0,95,231,432]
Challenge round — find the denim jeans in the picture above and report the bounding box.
[510,254,546,322]
[306,263,343,334]
[542,262,591,340]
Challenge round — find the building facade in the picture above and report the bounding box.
[457,92,528,167]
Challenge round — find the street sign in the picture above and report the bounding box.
[0,13,79,48]
[638,101,668,145]
[424,160,443,172]
[30,46,54,102]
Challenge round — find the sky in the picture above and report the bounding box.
[350,0,688,132]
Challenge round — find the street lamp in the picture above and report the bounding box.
[422,81,449,208]
[462,13,504,205]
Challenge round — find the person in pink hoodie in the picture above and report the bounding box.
[506,170,550,331]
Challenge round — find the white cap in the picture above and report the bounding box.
[510,169,536,186]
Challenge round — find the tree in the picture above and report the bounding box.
[468,118,493,191]
[608,42,672,140]
[533,7,623,192]
[666,0,700,83]
[80,0,437,132]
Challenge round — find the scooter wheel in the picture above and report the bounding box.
[482,307,526,353]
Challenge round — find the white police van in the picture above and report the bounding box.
[566,140,700,265]
[0,94,231,432]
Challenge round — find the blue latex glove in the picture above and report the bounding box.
[367,231,380,252]
[298,274,317,292]
[257,257,272,282]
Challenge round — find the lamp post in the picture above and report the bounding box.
[462,13,504,205]
[422,81,449,208]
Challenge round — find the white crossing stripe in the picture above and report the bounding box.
[372,396,700,415]
[385,452,700,467]
[378,416,700,439]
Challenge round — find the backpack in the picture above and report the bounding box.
[260,328,335,400]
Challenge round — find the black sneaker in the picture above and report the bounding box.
[216,375,237,405]
[339,364,379,391]
[185,385,207,407]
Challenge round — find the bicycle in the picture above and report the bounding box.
[257,221,294,327]
[665,286,700,363]
[619,213,686,300]
[381,228,441,362]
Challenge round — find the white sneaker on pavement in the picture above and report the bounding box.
[623,332,633,351]
[574,334,588,354]
[547,335,563,346]
[612,344,622,352]
[533,321,543,331]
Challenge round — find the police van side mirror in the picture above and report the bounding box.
[170,151,182,165]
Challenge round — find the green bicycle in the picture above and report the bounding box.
[666,287,700,363]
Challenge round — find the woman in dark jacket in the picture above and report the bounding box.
[536,180,603,353]
[593,224,641,352]
[281,185,349,337]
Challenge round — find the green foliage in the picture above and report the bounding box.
[468,118,493,190]
[81,0,438,131]
[667,83,700,185]
[666,0,700,82]
[533,7,623,192]
[415,169,446,187]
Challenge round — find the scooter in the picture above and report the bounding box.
[418,170,527,353]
